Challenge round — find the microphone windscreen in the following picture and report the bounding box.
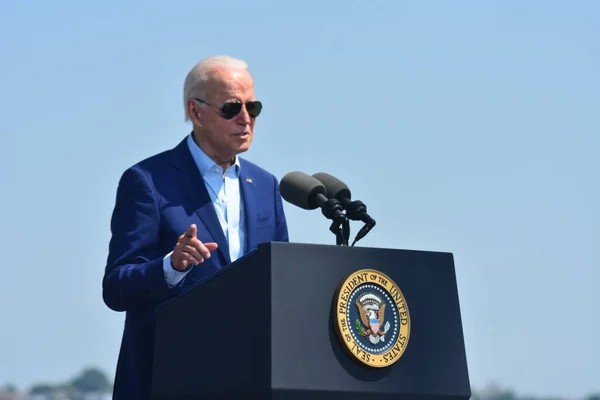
[312,172,351,200]
[280,171,327,210]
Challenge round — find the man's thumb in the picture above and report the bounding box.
[205,242,218,252]
[186,224,197,238]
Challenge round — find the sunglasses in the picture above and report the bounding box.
[194,98,262,120]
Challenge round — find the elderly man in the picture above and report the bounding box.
[102,55,289,399]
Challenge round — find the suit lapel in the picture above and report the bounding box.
[239,163,258,252]
[193,191,231,265]
[170,138,231,265]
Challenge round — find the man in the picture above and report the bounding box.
[102,55,289,399]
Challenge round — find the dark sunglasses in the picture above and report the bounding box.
[194,98,262,120]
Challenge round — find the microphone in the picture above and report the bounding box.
[312,172,376,246]
[280,171,349,245]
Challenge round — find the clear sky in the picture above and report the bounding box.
[1,0,598,398]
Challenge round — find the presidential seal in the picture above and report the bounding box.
[333,269,410,368]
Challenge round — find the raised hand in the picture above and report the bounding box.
[171,224,218,271]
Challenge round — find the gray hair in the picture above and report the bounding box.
[183,55,249,121]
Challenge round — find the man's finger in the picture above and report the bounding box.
[183,244,204,262]
[190,239,215,259]
[182,252,202,265]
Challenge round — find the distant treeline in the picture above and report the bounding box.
[2,369,599,400]
[472,386,600,400]
[1,366,111,399]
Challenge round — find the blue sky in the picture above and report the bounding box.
[1,0,598,398]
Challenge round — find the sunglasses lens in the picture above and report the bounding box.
[220,102,243,119]
[247,101,262,118]
[219,101,263,119]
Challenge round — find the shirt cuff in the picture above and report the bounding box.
[163,251,190,287]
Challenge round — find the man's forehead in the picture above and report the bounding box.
[205,68,254,99]
[207,68,252,86]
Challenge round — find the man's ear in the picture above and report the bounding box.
[187,99,202,126]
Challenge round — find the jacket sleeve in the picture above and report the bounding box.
[102,166,170,312]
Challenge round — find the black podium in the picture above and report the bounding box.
[152,242,471,400]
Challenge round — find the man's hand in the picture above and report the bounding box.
[171,224,218,271]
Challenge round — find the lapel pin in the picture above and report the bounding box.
[246,177,253,183]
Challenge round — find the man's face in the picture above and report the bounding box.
[191,67,257,164]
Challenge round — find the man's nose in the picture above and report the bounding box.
[235,104,252,124]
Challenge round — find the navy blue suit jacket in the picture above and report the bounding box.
[102,136,289,399]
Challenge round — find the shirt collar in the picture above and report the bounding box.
[186,133,241,177]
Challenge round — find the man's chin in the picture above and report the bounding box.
[233,139,252,153]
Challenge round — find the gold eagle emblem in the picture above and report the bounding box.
[356,299,386,337]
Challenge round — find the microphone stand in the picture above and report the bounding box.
[319,198,350,246]
[342,218,350,246]
[331,218,350,246]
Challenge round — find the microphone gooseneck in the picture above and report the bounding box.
[312,172,376,246]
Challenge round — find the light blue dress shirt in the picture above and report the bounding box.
[163,134,246,286]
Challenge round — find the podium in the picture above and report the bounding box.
[151,242,471,400]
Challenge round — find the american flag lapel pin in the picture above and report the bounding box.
[246,177,253,183]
